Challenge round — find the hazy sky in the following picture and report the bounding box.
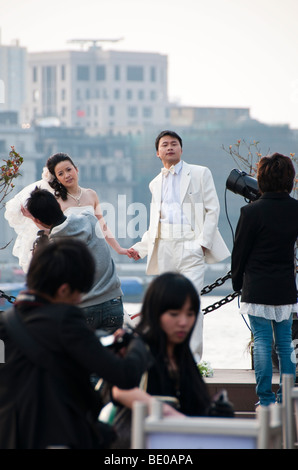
[1,0,298,128]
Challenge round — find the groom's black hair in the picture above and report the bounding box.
[26,187,64,226]
[155,130,183,150]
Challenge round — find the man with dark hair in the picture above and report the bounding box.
[129,130,230,363]
[26,187,123,333]
[0,239,150,449]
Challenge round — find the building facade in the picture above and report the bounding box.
[26,46,169,135]
[0,42,27,122]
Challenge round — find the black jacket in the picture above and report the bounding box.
[231,192,298,305]
[0,296,150,449]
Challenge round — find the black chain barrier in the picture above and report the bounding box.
[0,290,16,305]
[0,270,241,314]
[200,270,241,315]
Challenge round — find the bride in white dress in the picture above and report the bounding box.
[5,153,136,272]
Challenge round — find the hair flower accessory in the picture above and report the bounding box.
[41,167,54,183]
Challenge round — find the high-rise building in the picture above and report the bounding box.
[27,43,169,135]
[0,41,27,122]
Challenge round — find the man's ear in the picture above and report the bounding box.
[53,283,82,304]
[32,216,45,226]
[32,217,51,229]
[53,283,73,303]
[56,283,71,299]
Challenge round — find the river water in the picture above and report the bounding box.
[124,295,252,370]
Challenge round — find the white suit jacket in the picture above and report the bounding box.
[133,161,230,275]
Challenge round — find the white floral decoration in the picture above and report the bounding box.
[197,360,214,377]
[41,167,54,183]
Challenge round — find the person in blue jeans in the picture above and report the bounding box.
[83,297,123,333]
[232,153,298,407]
[26,187,124,333]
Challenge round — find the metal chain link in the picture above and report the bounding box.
[200,270,241,315]
[202,291,240,315]
[0,290,16,304]
[200,270,232,296]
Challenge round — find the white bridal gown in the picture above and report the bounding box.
[5,179,95,273]
[4,179,54,273]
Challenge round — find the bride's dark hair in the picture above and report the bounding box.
[46,153,77,201]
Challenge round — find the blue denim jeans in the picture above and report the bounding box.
[249,314,296,406]
[82,297,124,334]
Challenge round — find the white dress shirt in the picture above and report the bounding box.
[160,160,190,225]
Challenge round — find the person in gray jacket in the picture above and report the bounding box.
[25,187,123,333]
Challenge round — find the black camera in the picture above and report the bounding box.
[226,168,260,202]
[98,328,134,352]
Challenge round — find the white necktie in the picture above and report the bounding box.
[161,165,175,177]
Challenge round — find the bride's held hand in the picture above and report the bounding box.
[118,247,137,258]
[128,248,141,260]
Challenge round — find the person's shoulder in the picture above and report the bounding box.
[44,302,79,312]
[240,199,261,216]
[149,172,162,189]
[183,161,209,172]
[79,187,99,209]
[41,302,82,321]
[289,195,298,205]
[84,187,97,196]
[184,162,213,181]
[84,188,98,201]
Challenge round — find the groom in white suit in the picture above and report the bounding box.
[129,130,230,363]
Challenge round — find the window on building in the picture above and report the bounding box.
[150,90,157,101]
[143,107,153,118]
[150,66,156,82]
[109,105,115,117]
[114,89,120,99]
[42,66,57,116]
[76,107,85,118]
[61,89,66,101]
[127,66,144,81]
[80,166,86,179]
[138,90,144,100]
[77,66,90,81]
[101,166,107,180]
[114,65,120,81]
[61,65,66,81]
[126,89,132,100]
[128,106,138,117]
[33,66,38,82]
[96,65,106,81]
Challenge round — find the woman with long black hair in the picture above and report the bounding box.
[112,272,211,417]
